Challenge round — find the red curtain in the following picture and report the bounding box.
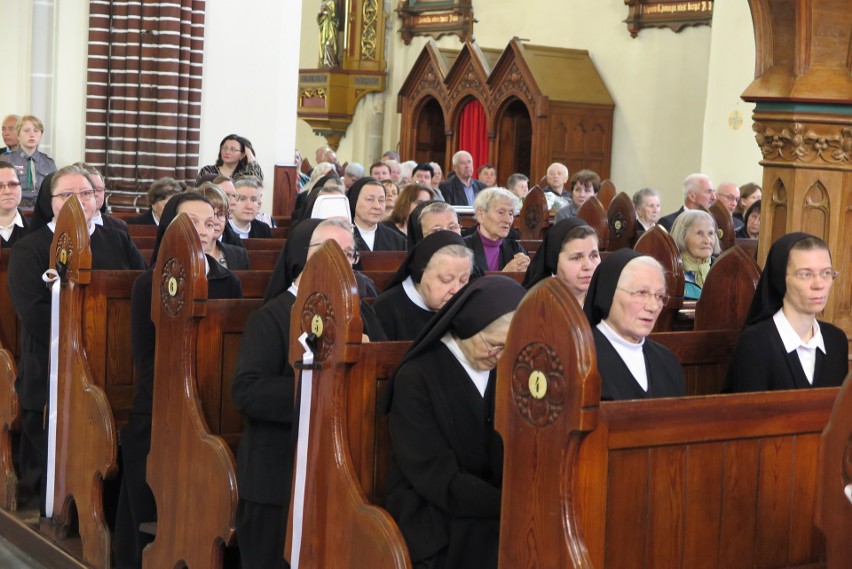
[458,99,488,174]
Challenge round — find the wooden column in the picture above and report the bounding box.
[744,0,852,351]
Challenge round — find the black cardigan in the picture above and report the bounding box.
[463,230,526,273]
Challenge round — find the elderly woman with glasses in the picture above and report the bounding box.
[583,249,685,400]
[381,275,525,569]
[726,233,847,392]
[193,182,251,270]
[197,134,263,181]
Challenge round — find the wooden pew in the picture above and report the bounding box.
[517,187,549,240]
[0,252,21,358]
[360,251,407,272]
[816,370,852,568]
[0,249,21,511]
[244,237,285,250]
[144,214,238,569]
[598,179,616,209]
[494,277,837,569]
[606,191,639,251]
[126,224,158,238]
[46,198,117,568]
[578,196,609,250]
[634,225,685,332]
[694,245,760,332]
[709,199,735,251]
[286,240,411,568]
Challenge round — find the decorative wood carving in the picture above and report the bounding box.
[398,39,614,182]
[753,121,852,166]
[48,197,115,569]
[287,240,411,568]
[607,191,638,251]
[624,0,714,38]
[496,277,599,567]
[518,186,548,240]
[397,0,475,45]
[145,214,238,569]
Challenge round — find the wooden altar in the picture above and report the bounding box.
[397,39,615,184]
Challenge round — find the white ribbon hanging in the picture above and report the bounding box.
[290,332,315,569]
[41,268,61,518]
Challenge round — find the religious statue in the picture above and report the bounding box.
[318,0,339,67]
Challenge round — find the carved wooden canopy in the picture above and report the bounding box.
[398,39,615,184]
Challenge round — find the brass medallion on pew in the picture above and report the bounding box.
[610,212,626,238]
[511,342,566,427]
[55,233,73,272]
[525,203,542,229]
[160,258,186,316]
[301,292,336,361]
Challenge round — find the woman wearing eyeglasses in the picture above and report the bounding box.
[197,134,263,181]
[583,249,685,400]
[193,182,251,270]
[727,233,848,392]
[7,165,146,517]
[0,162,29,248]
[381,275,525,569]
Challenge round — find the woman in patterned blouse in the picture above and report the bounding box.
[197,134,263,181]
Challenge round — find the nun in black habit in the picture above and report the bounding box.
[381,275,526,569]
[583,249,685,400]
[232,217,386,569]
[405,199,438,250]
[8,166,147,515]
[726,233,847,392]
[347,176,406,253]
[372,231,471,340]
[114,193,243,569]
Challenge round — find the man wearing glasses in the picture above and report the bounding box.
[715,182,744,231]
[0,162,28,248]
[659,173,716,232]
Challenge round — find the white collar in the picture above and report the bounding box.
[401,276,431,311]
[598,319,645,349]
[288,283,299,297]
[772,309,825,354]
[92,211,104,226]
[47,220,96,236]
[440,333,490,397]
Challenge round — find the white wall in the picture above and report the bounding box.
[200,1,303,208]
[700,0,763,188]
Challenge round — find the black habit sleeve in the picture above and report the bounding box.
[372,285,434,341]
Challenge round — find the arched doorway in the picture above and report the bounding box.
[414,98,446,167]
[496,98,532,185]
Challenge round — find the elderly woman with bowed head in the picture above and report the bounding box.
[464,187,529,273]
[373,231,472,340]
[522,217,601,305]
[727,233,848,392]
[670,209,720,300]
[735,199,761,240]
[381,276,526,569]
[583,249,685,400]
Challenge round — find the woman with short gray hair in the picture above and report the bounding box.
[464,187,529,273]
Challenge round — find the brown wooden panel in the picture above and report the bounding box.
[646,446,686,567]
[787,434,823,565]
[718,439,759,569]
[605,449,648,569]
[243,237,284,251]
[246,249,279,270]
[682,443,724,569]
[754,436,794,568]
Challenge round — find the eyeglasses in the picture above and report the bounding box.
[52,190,96,202]
[480,333,505,357]
[236,195,260,203]
[617,287,670,306]
[221,146,242,153]
[717,193,738,202]
[427,223,461,235]
[214,211,228,221]
[788,269,839,282]
[308,241,360,264]
[0,181,21,191]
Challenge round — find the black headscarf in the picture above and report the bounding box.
[384,230,467,291]
[522,217,591,289]
[744,232,814,327]
[347,176,381,221]
[149,192,210,265]
[380,274,526,413]
[583,248,644,326]
[29,172,57,232]
[406,199,439,250]
[263,218,324,304]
